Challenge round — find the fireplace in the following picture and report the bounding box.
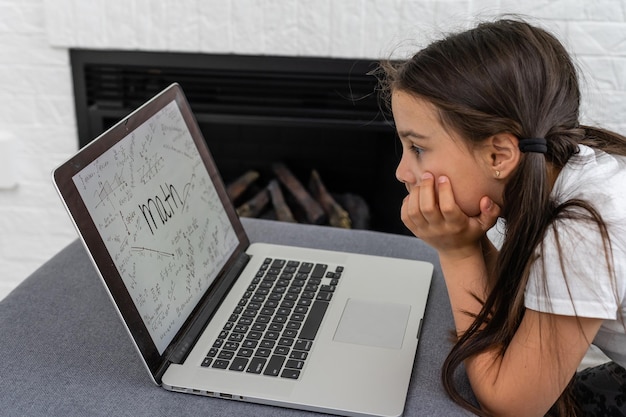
[70,50,407,234]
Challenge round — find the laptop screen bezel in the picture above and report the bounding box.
[53,83,250,383]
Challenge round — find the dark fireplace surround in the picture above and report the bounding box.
[70,50,407,234]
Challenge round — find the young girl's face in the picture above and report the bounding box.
[392,90,497,217]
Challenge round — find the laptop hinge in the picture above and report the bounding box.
[166,251,251,365]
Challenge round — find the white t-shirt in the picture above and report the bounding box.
[524,145,626,369]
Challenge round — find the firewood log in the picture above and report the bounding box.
[236,187,270,218]
[267,179,297,223]
[225,170,260,202]
[272,163,326,225]
[336,193,370,229]
[308,170,351,229]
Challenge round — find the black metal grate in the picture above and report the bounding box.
[73,50,386,133]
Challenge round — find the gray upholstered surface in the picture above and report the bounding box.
[0,218,475,416]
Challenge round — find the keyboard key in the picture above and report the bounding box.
[201,357,212,367]
[248,331,263,340]
[265,331,280,340]
[285,359,304,370]
[256,315,271,324]
[260,308,275,316]
[228,333,244,342]
[218,350,235,360]
[272,315,287,324]
[311,263,327,278]
[242,339,258,349]
[233,324,249,333]
[229,357,248,372]
[277,308,291,316]
[298,262,313,274]
[222,342,239,351]
[212,359,229,369]
[247,301,262,310]
[283,329,298,338]
[260,339,276,349]
[290,350,308,360]
[255,348,271,357]
[267,268,281,276]
[316,291,333,302]
[281,369,301,379]
[294,339,313,351]
[238,348,254,358]
[271,259,286,268]
[238,317,253,326]
[246,357,267,374]
[278,337,294,347]
[274,346,290,356]
[320,285,336,292]
[286,322,301,331]
[263,355,286,377]
[268,293,283,301]
[252,323,267,332]
[269,323,283,332]
[300,300,329,340]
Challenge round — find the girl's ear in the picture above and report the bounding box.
[484,132,521,180]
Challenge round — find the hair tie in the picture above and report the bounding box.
[519,138,547,154]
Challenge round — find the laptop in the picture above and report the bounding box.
[53,83,433,417]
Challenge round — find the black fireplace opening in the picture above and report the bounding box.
[70,50,408,235]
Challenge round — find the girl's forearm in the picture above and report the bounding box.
[438,246,490,337]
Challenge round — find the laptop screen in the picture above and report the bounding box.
[71,98,239,354]
[54,84,250,379]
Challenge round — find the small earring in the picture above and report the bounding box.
[495,170,501,178]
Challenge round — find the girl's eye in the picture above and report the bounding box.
[409,144,423,156]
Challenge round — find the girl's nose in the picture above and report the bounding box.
[395,154,416,187]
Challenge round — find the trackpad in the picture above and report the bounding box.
[333,298,411,349]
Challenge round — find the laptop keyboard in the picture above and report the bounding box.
[201,257,343,380]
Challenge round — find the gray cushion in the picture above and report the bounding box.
[0,218,475,416]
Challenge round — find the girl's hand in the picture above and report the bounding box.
[400,172,500,260]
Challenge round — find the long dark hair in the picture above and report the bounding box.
[380,19,626,416]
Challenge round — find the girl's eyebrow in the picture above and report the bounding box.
[397,130,429,140]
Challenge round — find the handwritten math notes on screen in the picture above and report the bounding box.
[73,100,239,354]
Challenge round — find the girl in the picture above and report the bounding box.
[381,19,626,417]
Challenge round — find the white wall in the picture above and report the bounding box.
[1,0,625,300]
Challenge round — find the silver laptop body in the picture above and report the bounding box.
[53,83,433,417]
